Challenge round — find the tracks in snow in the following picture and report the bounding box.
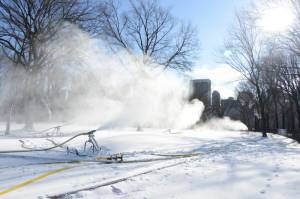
[0,133,265,198]
[47,159,187,198]
[0,152,201,197]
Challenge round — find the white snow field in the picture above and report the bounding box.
[1,125,300,199]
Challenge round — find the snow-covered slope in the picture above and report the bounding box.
[1,127,300,199]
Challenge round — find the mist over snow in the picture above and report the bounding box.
[196,117,248,131]
[17,23,204,129]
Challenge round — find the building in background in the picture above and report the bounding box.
[190,79,211,108]
[212,90,221,117]
[190,79,245,123]
[221,97,240,120]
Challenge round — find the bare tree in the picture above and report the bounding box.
[97,0,199,71]
[283,0,300,134]
[223,0,300,138]
[285,0,300,56]
[260,49,287,130]
[278,55,300,130]
[223,12,268,137]
[0,0,95,132]
[0,55,17,135]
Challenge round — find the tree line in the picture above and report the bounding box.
[224,0,300,138]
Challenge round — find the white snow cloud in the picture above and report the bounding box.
[42,23,205,129]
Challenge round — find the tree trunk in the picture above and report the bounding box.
[24,97,34,131]
[42,98,52,121]
[296,102,300,129]
[261,112,268,137]
[274,100,279,130]
[259,95,267,137]
[266,113,270,132]
[5,103,13,135]
[289,102,296,136]
[282,107,285,129]
[255,116,259,131]
[23,74,35,131]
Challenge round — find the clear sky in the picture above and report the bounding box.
[161,0,250,98]
[162,0,248,65]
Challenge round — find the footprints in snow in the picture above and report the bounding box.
[111,185,127,196]
[259,164,280,195]
[260,190,266,194]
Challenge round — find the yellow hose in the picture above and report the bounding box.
[0,166,76,196]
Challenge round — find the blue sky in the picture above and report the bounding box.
[161,0,249,65]
[161,0,250,98]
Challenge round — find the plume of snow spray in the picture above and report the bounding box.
[196,117,248,131]
[43,24,204,129]
[1,23,248,132]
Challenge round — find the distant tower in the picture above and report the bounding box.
[212,90,221,117]
[190,79,211,108]
[212,90,221,108]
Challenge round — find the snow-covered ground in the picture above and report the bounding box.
[1,124,300,199]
